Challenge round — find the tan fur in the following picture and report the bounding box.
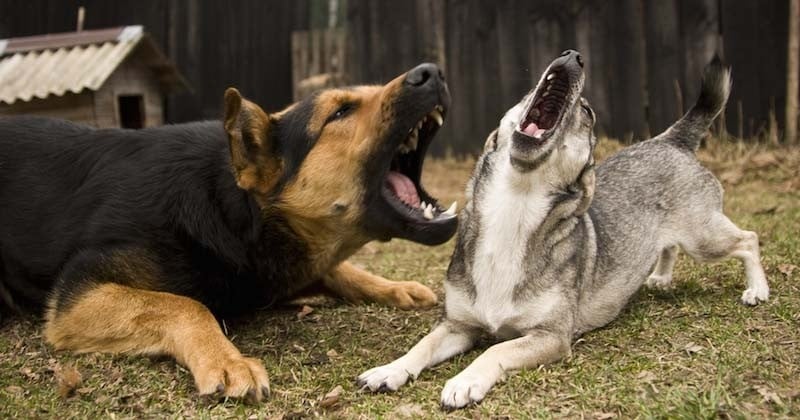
[263,80,409,283]
[44,283,270,402]
[223,88,283,195]
[30,67,444,405]
[324,262,437,309]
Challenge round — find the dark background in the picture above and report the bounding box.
[0,0,794,155]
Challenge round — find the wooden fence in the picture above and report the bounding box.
[296,0,795,155]
[1,0,795,156]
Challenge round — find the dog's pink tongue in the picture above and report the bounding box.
[523,122,546,138]
[385,171,420,207]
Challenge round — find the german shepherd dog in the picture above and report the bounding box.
[0,63,457,402]
[359,51,769,409]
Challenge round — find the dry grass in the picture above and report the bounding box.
[1,139,799,418]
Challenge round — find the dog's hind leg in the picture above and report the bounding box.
[645,245,679,290]
[357,320,479,392]
[44,249,270,402]
[322,261,438,309]
[439,328,571,410]
[679,213,769,305]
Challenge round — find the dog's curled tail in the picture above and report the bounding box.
[666,55,731,151]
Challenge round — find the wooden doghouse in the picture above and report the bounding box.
[0,26,188,128]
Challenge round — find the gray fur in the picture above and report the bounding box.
[358,52,768,410]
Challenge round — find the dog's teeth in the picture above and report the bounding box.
[543,91,550,97]
[409,133,418,150]
[429,109,444,126]
[421,201,427,209]
[417,120,423,129]
[435,105,443,112]
[444,201,457,216]
[423,205,434,220]
[547,73,556,81]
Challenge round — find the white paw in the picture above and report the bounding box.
[741,285,769,306]
[357,363,412,392]
[645,274,672,290]
[440,372,492,410]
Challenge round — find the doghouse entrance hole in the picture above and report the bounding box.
[118,95,145,129]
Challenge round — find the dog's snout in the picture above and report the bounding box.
[559,50,583,68]
[405,63,444,87]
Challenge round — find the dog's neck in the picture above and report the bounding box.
[478,158,587,240]
[278,212,368,274]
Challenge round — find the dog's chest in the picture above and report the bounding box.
[446,170,556,336]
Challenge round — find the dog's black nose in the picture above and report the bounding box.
[560,50,583,68]
[405,63,444,87]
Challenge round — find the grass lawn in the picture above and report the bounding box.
[1,140,798,419]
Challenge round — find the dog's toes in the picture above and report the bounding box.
[645,274,673,290]
[194,356,270,404]
[388,281,438,310]
[741,287,769,306]
[356,364,410,392]
[440,373,489,410]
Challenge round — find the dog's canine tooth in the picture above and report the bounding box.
[409,132,419,150]
[547,72,556,81]
[420,201,427,210]
[429,109,444,126]
[423,205,434,220]
[444,201,457,216]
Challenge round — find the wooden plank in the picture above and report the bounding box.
[441,0,503,156]
[644,0,681,135]
[291,29,347,100]
[719,0,787,138]
[608,0,648,141]
[494,0,532,106]
[755,1,789,137]
[678,0,719,112]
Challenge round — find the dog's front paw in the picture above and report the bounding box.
[385,281,438,310]
[645,274,673,290]
[194,355,270,403]
[741,285,769,306]
[440,372,492,410]
[357,363,411,392]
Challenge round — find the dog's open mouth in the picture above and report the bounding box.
[516,67,572,144]
[382,105,457,223]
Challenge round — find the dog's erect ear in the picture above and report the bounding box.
[223,88,282,194]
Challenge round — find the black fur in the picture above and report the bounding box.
[0,114,319,316]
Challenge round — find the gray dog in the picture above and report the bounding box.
[358,50,769,409]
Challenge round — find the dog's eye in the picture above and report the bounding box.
[581,103,595,122]
[326,103,355,124]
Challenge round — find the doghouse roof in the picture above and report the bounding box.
[0,26,189,105]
